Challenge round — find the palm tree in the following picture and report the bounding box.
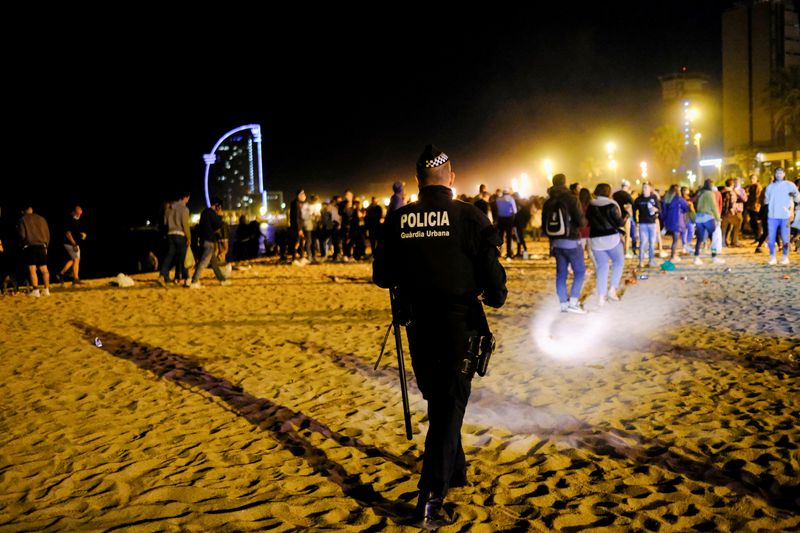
[766,66,800,162]
[650,125,684,177]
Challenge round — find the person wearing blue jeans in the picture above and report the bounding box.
[692,179,723,265]
[593,243,623,300]
[586,184,626,306]
[766,218,791,261]
[553,244,586,311]
[544,173,588,313]
[638,223,657,266]
[764,167,799,265]
[632,183,660,267]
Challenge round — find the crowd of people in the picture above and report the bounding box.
[541,167,799,312]
[2,167,797,298]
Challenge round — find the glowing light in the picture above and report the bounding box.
[605,142,616,155]
[687,108,699,120]
[410,193,418,202]
[383,197,390,207]
[451,186,457,197]
[699,159,722,167]
[543,159,554,180]
[191,213,201,224]
[511,178,519,192]
[694,133,702,141]
[608,160,618,171]
[280,202,286,209]
[532,308,609,361]
[259,205,267,216]
[520,173,530,197]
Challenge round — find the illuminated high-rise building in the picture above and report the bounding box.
[722,0,800,156]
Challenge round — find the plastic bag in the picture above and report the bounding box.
[184,249,196,270]
[711,224,723,253]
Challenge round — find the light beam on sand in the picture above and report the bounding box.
[531,307,610,361]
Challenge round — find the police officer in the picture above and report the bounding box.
[373,145,507,528]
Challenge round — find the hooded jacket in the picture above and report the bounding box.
[586,196,625,238]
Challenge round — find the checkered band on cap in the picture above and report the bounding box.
[422,152,449,168]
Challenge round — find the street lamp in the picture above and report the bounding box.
[606,141,617,181]
[609,159,618,181]
[640,161,648,182]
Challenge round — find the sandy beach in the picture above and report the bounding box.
[1,241,798,531]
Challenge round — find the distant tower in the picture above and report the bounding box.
[203,124,266,214]
[659,69,714,176]
[722,0,800,156]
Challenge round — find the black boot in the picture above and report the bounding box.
[416,491,455,529]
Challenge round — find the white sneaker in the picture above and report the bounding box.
[29,289,40,298]
[560,302,569,313]
[780,256,790,265]
[608,287,620,301]
[598,296,606,307]
[672,255,682,263]
[625,251,634,259]
[768,255,777,265]
[567,304,587,314]
[712,257,726,264]
[42,288,51,296]
[219,280,231,286]
[505,257,513,263]
[189,282,203,289]
[292,259,305,267]
[694,257,703,265]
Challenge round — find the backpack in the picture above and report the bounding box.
[543,197,571,238]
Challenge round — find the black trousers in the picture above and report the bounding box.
[498,217,515,258]
[748,209,761,238]
[407,299,474,496]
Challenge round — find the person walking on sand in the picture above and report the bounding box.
[692,179,724,265]
[17,205,51,297]
[662,184,689,262]
[190,197,230,288]
[373,144,507,528]
[543,173,588,313]
[496,189,517,260]
[764,167,799,265]
[56,205,86,286]
[586,183,625,306]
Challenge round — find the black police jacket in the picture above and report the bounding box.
[373,185,507,308]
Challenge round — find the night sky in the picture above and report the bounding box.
[10,2,733,227]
